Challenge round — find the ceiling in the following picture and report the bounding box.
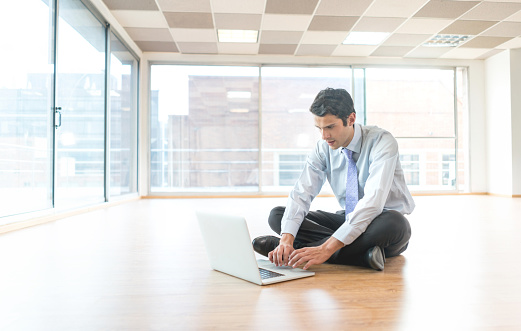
[100,0,521,60]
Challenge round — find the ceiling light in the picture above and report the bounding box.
[342,32,390,45]
[226,91,251,99]
[227,91,251,99]
[230,108,249,113]
[218,29,258,43]
[288,108,308,113]
[423,34,471,47]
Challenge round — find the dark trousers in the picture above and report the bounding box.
[268,207,412,267]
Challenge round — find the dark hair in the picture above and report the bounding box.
[309,88,355,126]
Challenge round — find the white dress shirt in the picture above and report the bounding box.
[281,123,415,245]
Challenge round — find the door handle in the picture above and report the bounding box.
[55,107,62,129]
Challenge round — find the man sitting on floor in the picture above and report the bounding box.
[252,88,415,271]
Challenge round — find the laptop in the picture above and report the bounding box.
[196,211,315,286]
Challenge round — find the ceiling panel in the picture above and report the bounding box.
[100,0,521,60]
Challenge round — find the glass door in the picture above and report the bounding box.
[0,0,54,220]
[54,0,106,209]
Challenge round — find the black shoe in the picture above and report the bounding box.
[252,235,280,257]
[365,246,385,271]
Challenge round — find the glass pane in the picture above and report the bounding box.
[397,138,456,191]
[55,0,106,208]
[0,0,53,219]
[260,67,352,192]
[109,33,138,197]
[365,68,455,138]
[150,65,259,192]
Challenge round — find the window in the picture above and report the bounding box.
[278,154,308,186]
[399,154,420,186]
[150,65,259,192]
[0,0,139,223]
[260,67,352,192]
[149,65,468,194]
[0,0,54,218]
[365,68,464,191]
[109,32,139,197]
[442,154,456,186]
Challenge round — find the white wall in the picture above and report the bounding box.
[485,50,514,196]
[468,61,487,193]
[509,49,521,195]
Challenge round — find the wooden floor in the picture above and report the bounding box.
[1,195,521,330]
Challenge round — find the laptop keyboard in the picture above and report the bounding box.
[259,268,284,280]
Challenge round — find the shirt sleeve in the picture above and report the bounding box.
[332,132,399,245]
[280,143,327,237]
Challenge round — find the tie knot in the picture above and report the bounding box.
[342,148,353,159]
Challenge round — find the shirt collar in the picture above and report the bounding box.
[340,123,362,155]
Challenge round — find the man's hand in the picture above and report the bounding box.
[288,237,344,270]
[268,233,295,266]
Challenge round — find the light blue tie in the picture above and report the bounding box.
[342,148,358,214]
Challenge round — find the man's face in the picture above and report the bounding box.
[314,113,356,150]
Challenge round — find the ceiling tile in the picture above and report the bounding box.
[440,20,498,35]
[111,10,168,28]
[395,18,451,34]
[170,28,217,42]
[211,0,266,14]
[496,36,521,49]
[157,0,211,12]
[265,0,319,15]
[382,33,431,46]
[164,12,214,29]
[482,22,521,37]
[440,47,491,59]
[404,46,452,58]
[125,28,173,41]
[353,17,406,32]
[308,16,358,31]
[262,14,312,31]
[296,44,337,56]
[300,31,348,44]
[476,49,504,60]
[414,0,480,19]
[103,0,521,60]
[460,2,521,21]
[505,9,521,22]
[370,46,415,57]
[217,43,260,54]
[177,42,218,54]
[260,31,303,44]
[135,41,178,52]
[214,14,262,30]
[332,45,378,56]
[258,44,298,54]
[102,0,159,10]
[315,0,373,16]
[460,36,513,48]
[365,0,431,18]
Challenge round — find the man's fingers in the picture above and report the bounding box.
[276,248,284,266]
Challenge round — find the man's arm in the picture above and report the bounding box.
[271,142,328,266]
